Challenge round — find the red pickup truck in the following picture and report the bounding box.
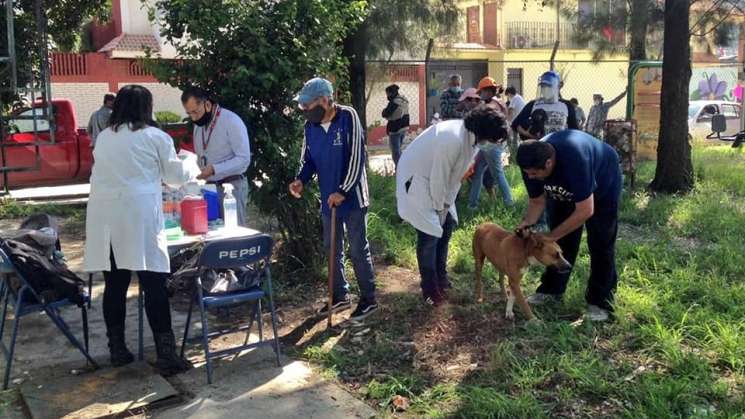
[1,99,192,190]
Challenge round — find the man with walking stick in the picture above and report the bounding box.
[288,78,378,322]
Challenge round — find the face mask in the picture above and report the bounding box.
[594,99,602,105]
[303,104,326,124]
[193,107,212,127]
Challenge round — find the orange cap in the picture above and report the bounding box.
[477,77,499,92]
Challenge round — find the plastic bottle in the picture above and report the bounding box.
[223,183,238,229]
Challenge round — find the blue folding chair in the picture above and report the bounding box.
[0,247,99,389]
[180,234,280,383]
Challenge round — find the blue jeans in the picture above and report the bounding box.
[468,145,513,208]
[415,213,455,297]
[322,207,376,303]
[388,132,404,167]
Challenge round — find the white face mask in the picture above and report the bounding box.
[539,85,557,103]
[594,99,602,105]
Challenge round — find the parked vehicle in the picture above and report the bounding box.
[1,99,192,190]
[688,100,742,138]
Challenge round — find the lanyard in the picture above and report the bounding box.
[200,105,222,155]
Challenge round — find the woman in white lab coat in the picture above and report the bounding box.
[396,105,510,305]
[83,85,199,375]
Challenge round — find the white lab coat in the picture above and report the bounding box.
[83,125,199,273]
[396,120,477,237]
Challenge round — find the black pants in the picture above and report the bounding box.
[103,252,172,335]
[415,213,455,296]
[536,199,619,311]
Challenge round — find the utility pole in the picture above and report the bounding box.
[550,0,561,71]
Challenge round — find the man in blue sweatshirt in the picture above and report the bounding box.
[288,78,378,321]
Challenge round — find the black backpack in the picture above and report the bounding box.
[0,239,85,306]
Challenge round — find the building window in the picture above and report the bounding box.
[507,68,523,95]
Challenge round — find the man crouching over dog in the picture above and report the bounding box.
[516,130,622,322]
[396,105,509,306]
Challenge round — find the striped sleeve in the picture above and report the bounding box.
[296,125,316,184]
[337,106,365,196]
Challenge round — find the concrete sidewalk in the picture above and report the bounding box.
[0,277,375,418]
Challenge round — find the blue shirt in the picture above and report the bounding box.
[297,105,369,217]
[523,130,621,205]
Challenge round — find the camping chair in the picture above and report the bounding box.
[180,234,280,384]
[0,247,99,390]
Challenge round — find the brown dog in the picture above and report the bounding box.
[473,224,571,320]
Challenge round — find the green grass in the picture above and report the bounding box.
[304,145,745,417]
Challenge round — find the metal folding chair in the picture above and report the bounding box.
[180,234,280,384]
[0,247,99,389]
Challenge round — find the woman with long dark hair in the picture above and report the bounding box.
[83,84,198,375]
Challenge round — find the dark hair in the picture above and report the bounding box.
[570,97,578,105]
[181,86,212,104]
[529,109,548,138]
[385,84,399,94]
[505,86,517,96]
[109,85,158,132]
[516,140,555,170]
[463,104,509,142]
[103,93,116,104]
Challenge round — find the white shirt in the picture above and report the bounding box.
[508,94,526,122]
[192,106,252,182]
[396,120,476,237]
[83,125,199,273]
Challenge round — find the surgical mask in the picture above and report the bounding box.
[303,105,326,124]
[594,99,602,105]
[193,109,212,127]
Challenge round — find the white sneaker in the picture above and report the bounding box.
[585,304,610,322]
[527,292,561,305]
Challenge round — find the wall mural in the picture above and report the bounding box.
[689,67,743,102]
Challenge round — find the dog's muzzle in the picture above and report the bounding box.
[554,260,572,274]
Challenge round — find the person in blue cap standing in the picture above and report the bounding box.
[288,77,378,321]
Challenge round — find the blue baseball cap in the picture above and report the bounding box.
[294,77,333,108]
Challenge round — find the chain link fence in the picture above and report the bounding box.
[364,59,630,148]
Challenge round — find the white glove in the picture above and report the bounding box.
[437,207,449,226]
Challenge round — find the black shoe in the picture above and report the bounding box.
[350,300,378,321]
[107,327,134,367]
[153,331,191,377]
[316,295,352,315]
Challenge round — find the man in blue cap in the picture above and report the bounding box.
[288,77,378,321]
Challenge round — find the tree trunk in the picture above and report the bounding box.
[629,0,649,61]
[650,0,693,193]
[343,21,369,138]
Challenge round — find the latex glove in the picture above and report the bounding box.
[437,208,449,226]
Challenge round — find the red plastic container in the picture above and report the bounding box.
[180,199,208,235]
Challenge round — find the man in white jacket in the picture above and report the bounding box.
[396,105,511,305]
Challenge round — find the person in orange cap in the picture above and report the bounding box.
[477,77,507,114]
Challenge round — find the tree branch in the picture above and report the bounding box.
[690,3,737,37]
[689,0,728,34]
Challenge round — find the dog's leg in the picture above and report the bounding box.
[508,275,535,321]
[474,242,486,303]
[504,285,515,320]
[498,272,507,301]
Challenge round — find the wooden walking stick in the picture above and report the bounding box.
[327,205,337,328]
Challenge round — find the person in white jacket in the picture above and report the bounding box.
[83,85,199,375]
[396,105,511,305]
